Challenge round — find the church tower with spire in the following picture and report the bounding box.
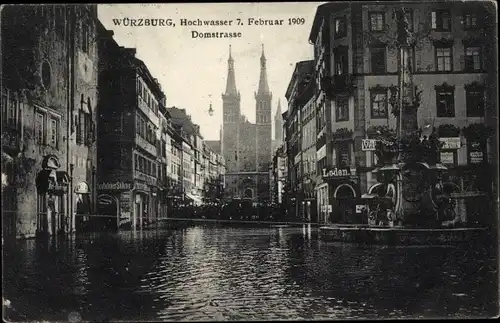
[221,45,241,174]
[255,44,272,173]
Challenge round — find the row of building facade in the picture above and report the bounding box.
[271,1,497,225]
[1,5,226,239]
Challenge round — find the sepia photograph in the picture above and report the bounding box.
[1,1,499,321]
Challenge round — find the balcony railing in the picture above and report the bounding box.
[320,74,355,99]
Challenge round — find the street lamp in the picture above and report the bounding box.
[208,94,214,116]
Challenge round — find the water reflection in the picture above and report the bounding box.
[3,225,497,321]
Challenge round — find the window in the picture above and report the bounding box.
[431,10,451,31]
[435,84,455,117]
[370,88,388,118]
[464,46,481,72]
[435,46,452,72]
[399,45,416,73]
[466,87,485,117]
[135,154,139,170]
[334,47,348,75]
[336,96,349,121]
[49,117,59,148]
[334,17,347,38]
[370,47,386,74]
[336,142,351,167]
[82,24,89,53]
[369,12,385,31]
[7,98,17,127]
[35,112,45,145]
[405,9,414,31]
[462,13,478,30]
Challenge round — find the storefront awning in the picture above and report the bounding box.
[185,193,203,205]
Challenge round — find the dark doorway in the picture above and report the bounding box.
[335,184,356,224]
[97,195,118,232]
[75,194,91,232]
[244,188,253,199]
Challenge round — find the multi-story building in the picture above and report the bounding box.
[166,127,184,211]
[308,1,497,225]
[193,126,204,201]
[2,5,99,239]
[97,23,165,229]
[285,60,314,220]
[158,104,172,218]
[300,82,317,222]
[167,107,203,206]
[273,99,284,154]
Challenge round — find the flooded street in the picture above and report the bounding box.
[3,224,498,321]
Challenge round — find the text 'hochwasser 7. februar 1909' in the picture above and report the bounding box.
[111,17,306,38]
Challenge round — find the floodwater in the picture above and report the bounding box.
[2,224,498,321]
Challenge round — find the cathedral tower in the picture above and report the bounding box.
[222,45,241,174]
[255,44,272,172]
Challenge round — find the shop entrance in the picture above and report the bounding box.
[97,194,119,231]
[334,184,357,224]
[244,188,253,199]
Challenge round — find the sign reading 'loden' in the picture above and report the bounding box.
[322,167,356,178]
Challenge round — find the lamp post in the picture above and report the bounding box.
[92,166,97,214]
[69,163,74,234]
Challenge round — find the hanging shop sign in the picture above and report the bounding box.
[75,182,90,194]
[322,167,356,179]
[468,140,485,164]
[361,139,377,151]
[97,182,133,190]
[439,137,461,150]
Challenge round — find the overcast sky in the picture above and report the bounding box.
[98,3,322,140]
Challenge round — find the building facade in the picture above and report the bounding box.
[307,1,497,225]
[273,99,284,154]
[2,5,99,239]
[285,60,315,221]
[97,23,165,229]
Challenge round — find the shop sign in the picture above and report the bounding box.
[317,145,326,160]
[75,182,90,194]
[322,167,356,179]
[135,182,150,192]
[119,212,131,226]
[362,139,377,151]
[440,151,455,164]
[468,141,484,164]
[355,205,366,214]
[439,137,461,150]
[97,182,133,190]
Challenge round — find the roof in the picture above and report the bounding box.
[167,107,199,137]
[204,140,221,155]
[285,60,314,100]
[133,57,165,100]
